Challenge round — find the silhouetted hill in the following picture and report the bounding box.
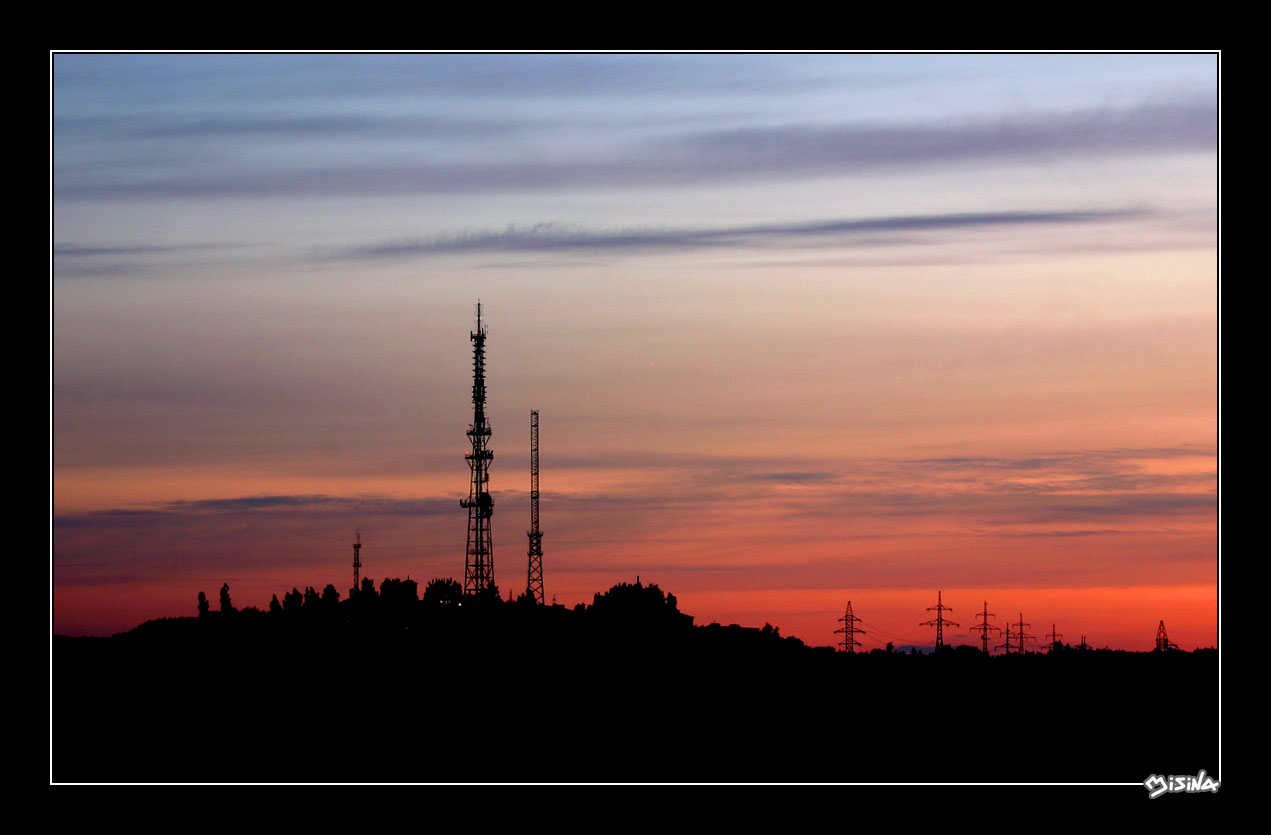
[52,579,1219,784]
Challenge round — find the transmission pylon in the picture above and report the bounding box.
[526,410,545,605]
[1154,620,1177,652]
[352,530,362,593]
[969,600,1000,655]
[1045,623,1063,653]
[1013,613,1036,654]
[921,590,958,651]
[460,302,495,594]
[998,621,1013,654]
[834,601,865,653]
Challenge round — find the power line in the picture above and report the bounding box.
[1012,613,1036,654]
[969,600,1000,655]
[1045,623,1063,653]
[835,601,865,653]
[1155,620,1178,652]
[997,620,1013,655]
[920,590,958,651]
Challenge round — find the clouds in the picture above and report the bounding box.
[56,206,1192,279]
[51,441,1216,638]
[53,493,456,530]
[665,100,1216,173]
[50,55,1219,643]
[315,209,1144,261]
[53,444,1215,562]
[55,112,528,143]
[54,97,1216,201]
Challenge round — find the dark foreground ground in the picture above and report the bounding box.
[52,605,1218,784]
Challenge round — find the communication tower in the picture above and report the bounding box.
[352,530,362,592]
[460,302,495,594]
[526,410,545,604]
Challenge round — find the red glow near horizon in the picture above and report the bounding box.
[51,56,1218,651]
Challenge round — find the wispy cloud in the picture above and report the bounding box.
[54,493,456,528]
[54,99,1216,201]
[54,243,261,258]
[55,112,531,142]
[316,209,1142,261]
[662,101,1216,175]
[53,445,1216,542]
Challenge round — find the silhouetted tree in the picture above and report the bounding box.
[219,583,236,615]
[197,591,209,618]
[360,577,377,598]
[423,578,463,607]
[303,586,320,610]
[380,578,403,603]
[321,584,340,608]
[269,594,283,615]
[284,588,303,614]
[592,580,683,617]
[468,582,502,607]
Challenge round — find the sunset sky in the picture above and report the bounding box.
[52,53,1219,651]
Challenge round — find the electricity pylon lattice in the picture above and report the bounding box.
[1013,613,1036,654]
[921,590,958,651]
[1155,620,1178,652]
[969,600,1000,655]
[526,410,544,605]
[998,621,1013,654]
[1046,624,1063,653]
[835,601,865,653]
[460,302,495,594]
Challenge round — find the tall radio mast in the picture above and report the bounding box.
[460,302,495,594]
[352,530,362,592]
[527,410,545,604]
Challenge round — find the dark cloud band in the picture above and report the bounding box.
[54,100,1215,201]
[318,209,1142,261]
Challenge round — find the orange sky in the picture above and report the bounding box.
[52,55,1218,649]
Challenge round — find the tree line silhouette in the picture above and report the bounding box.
[54,575,1217,784]
[181,576,1203,659]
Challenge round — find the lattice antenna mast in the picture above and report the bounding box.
[834,601,865,653]
[1046,624,1064,653]
[921,590,959,651]
[969,600,1000,655]
[352,530,362,592]
[526,410,545,605]
[1154,620,1177,652]
[460,302,495,594]
[1014,613,1036,654]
